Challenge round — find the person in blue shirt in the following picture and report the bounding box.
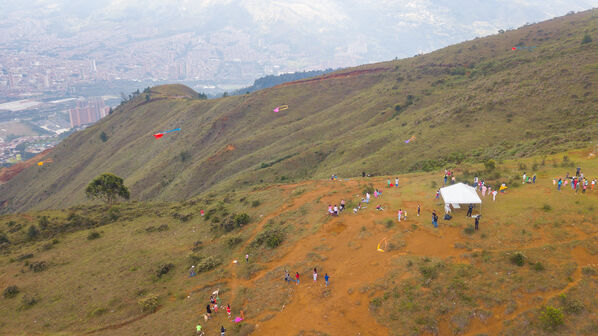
[324,273,330,287]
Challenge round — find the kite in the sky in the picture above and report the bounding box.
[153,128,181,139]
[37,158,54,166]
[273,105,288,113]
[404,135,416,144]
[512,46,536,51]
[377,238,388,252]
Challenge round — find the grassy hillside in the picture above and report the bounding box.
[2,10,598,213]
[1,148,597,335]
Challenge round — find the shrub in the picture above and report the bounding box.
[463,226,475,235]
[362,184,375,195]
[370,297,383,308]
[542,204,552,212]
[155,263,174,278]
[385,219,394,228]
[38,216,50,230]
[532,262,545,271]
[540,305,563,330]
[581,33,592,44]
[191,240,203,252]
[146,224,169,232]
[16,253,34,261]
[227,236,243,248]
[484,159,496,171]
[179,151,190,162]
[252,228,285,249]
[100,131,108,142]
[138,294,159,313]
[581,266,596,276]
[0,232,9,244]
[510,252,525,266]
[197,256,221,272]
[419,264,439,279]
[87,231,101,240]
[29,261,47,272]
[234,213,250,227]
[560,294,585,314]
[251,200,261,207]
[20,295,39,310]
[26,225,40,240]
[3,285,19,298]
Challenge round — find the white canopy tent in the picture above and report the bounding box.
[439,183,482,213]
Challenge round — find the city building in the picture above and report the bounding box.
[69,97,109,128]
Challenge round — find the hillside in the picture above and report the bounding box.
[2,10,598,213]
[0,148,597,335]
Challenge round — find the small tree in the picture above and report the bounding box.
[85,173,130,204]
[484,159,496,171]
[581,33,592,45]
[26,225,39,240]
[99,131,108,143]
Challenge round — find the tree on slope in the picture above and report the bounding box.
[85,173,130,204]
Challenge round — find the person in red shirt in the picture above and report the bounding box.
[226,304,231,319]
[295,272,300,285]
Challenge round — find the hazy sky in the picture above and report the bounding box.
[2,0,598,82]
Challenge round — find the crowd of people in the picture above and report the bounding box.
[553,168,596,193]
[196,289,245,335]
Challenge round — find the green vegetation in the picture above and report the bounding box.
[85,173,130,204]
[540,305,564,330]
[3,10,598,212]
[3,285,19,298]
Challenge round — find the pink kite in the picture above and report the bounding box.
[273,105,288,113]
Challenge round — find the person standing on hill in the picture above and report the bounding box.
[466,204,473,217]
[558,178,562,191]
[313,268,318,282]
[221,326,226,336]
[435,189,440,199]
[189,265,196,277]
[397,209,402,222]
[444,174,448,185]
[366,193,370,203]
[387,179,391,188]
[206,304,212,319]
[432,211,438,228]
[592,179,596,191]
[492,189,498,201]
[333,205,338,216]
[417,204,421,216]
[226,304,232,319]
[532,174,536,184]
[522,172,526,184]
[245,254,249,263]
[295,272,300,285]
[475,215,480,230]
[340,199,345,211]
[395,177,399,187]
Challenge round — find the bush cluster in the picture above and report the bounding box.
[155,263,174,278]
[87,231,101,240]
[138,294,159,313]
[252,228,285,249]
[197,256,221,272]
[3,285,19,298]
[510,252,525,266]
